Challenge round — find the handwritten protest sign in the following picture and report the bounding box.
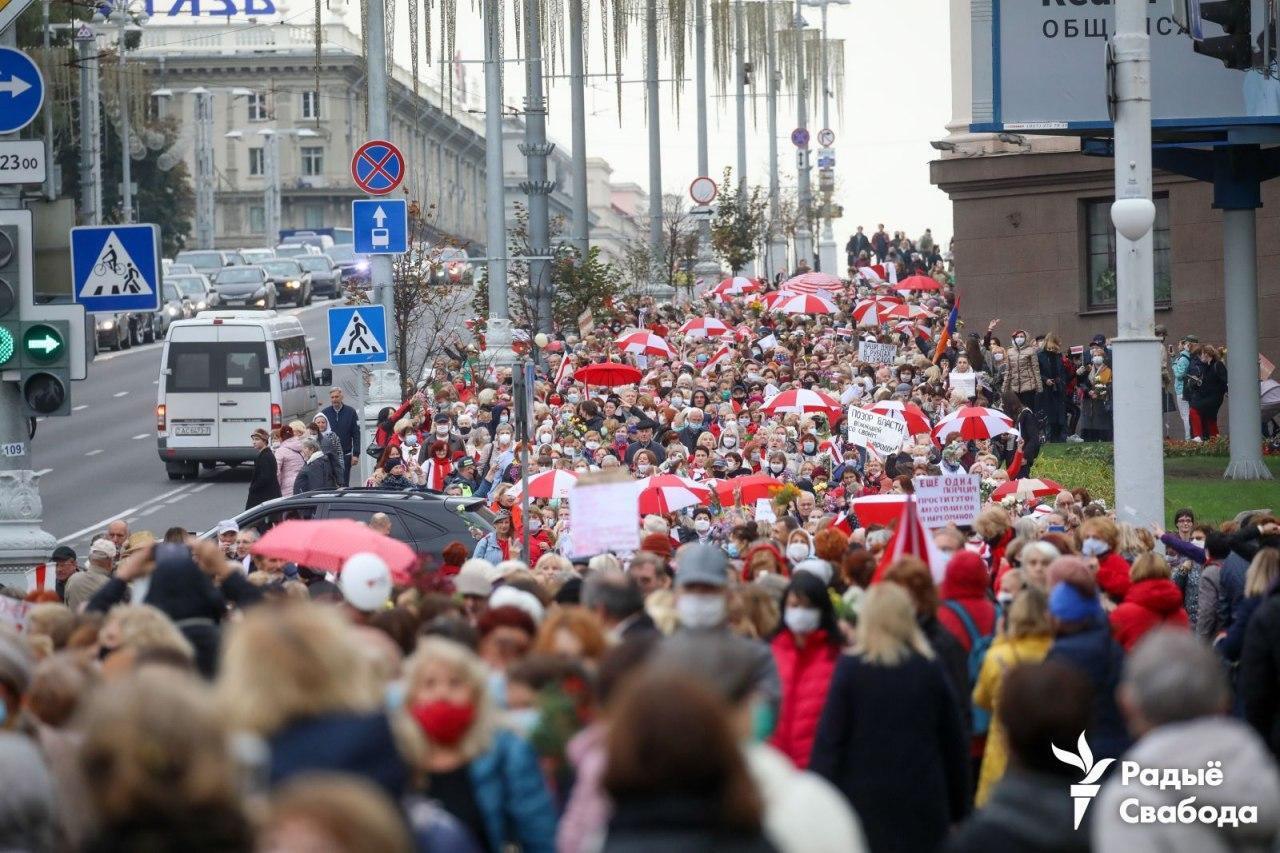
[0,597,32,633]
[948,371,977,400]
[858,341,897,365]
[569,472,641,558]
[847,406,908,458]
[913,474,981,528]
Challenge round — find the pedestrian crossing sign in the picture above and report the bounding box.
[70,224,161,313]
[327,304,388,365]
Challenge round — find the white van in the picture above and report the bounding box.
[156,311,329,480]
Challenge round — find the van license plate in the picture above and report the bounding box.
[174,425,211,436]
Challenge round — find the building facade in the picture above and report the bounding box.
[931,0,1279,358]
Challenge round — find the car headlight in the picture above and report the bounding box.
[286,279,299,289]
[196,301,207,310]
[355,260,370,272]
[254,299,266,306]
[166,307,178,316]
[98,320,115,330]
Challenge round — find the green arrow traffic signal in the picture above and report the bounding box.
[21,323,63,364]
[0,325,14,367]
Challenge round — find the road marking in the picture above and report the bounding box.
[72,404,88,412]
[57,483,196,543]
[85,449,103,456]
[131,433,149,440]
[191,482,213,493]
[113,391,129,397]
[140,505,164,516]
[36,417,45,422]
[33,468,52,476]
[306,336,315,342]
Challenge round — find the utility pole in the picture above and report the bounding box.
[815,0,838,275]
[365,0,396,362]
[263,130,280,247]
[693,0,718,281]
[40,0,55,200]
[567,0,589,257]
[792,0,812,270]
[765,0,784,280]
[194,90,215,248]
[522,0,554,337]
[1108,0,1165,525]
[77,27,103,225]
[113,5,134,224]
[645,0,664,290]
[482,0,514,364]
[734,0,747,196]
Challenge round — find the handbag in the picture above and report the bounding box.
[365,438,385,460]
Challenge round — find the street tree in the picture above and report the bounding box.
[710,167,768,274]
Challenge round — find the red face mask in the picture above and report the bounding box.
[410,700,477,746]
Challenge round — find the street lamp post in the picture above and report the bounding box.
[791,0,812,270]
[93,0,147,223]
[225,126,318,244]
[804,0,846,276]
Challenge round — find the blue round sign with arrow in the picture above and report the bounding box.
[0,47,45,136]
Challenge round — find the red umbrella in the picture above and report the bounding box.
[574,362,642,387]
[678,317,731,338]
[509,469,578,500]
[761,388,842,419]
[638,475,712,514]
[852,298,902,326]
[714,473,784,506]
[866,400,933,435]
[932,406,1017,443]
[885,302,932,320]
[895,274,942,292]
[991,478,1066,501]
[250,519,418,584]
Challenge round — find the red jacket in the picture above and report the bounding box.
[1096,551,1133,602]
[769,629,839,768]
[937,552,997,653]
[1109,578,1189,651]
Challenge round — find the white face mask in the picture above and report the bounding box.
[803,442,816,453]
[637,463,652,475]
[784,607,821,635]
[694,518,711,533]
[722,437,737,448]
[566,394,580,404]
[770,463,785,475]
[539,433,552,444]
[1091,356,1104,366]
[677,593,726,629]
[1013,336,1026,347]
[575,466,589,475]
[1082,537,1109,557]
[585,441,600,450]
[436,427,450,437]
[994,353,1004,362]
[498,433,512,445]
[786,542,811,563]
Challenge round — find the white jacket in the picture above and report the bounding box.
[744,743,868,853]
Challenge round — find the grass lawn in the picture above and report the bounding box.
[1034,443,1280,526]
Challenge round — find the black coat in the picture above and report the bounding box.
[809,651,970,853]
[247,447,282,509]
[1046,621,1131,760]
[293,454,336,494]
[1185,358,1228,411]
[604,795,777,853]
[1035,350,1067,427]
[1241,585,1280,759]
[946,769,1088,853]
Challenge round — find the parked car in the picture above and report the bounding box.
[238,247,275,265]
[168,272,218,312]
[212,266,277,309]
[147,281,194,341]
[274,243,322,260]
[258,259,312,306]
[174,249,239,276]
[296,254,340,299]
[204,490,496,562]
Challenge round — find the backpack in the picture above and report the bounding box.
[942,600,995,736]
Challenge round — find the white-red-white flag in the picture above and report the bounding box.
[553,354,573,388]
[701,343,732,377]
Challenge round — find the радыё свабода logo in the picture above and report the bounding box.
[1053,731,1116,830]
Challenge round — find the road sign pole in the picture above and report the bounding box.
[765,0,785,282]
[692,0,719,284]
[522,0,554,337]
[481,0,514,366]
[116,13,133,224]
[645,0,665,290]
[815,0,838,276]
[77,29,103,225]
[792,0,812,271]
[365,0,396,370]
[567,0,589,258]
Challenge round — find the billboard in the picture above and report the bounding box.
[970,0,1280,134]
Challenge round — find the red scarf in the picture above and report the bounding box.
[423,456,453,491]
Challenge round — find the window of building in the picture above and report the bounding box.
[301,90,321,119]
[247,92,269,121]
[1084,193,1172,309]
[248,205,265,234]
[301,146,324,176]
[248,147,265,176]
[303,205,324,229]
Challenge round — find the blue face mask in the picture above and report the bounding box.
[506,707,541,738]
[384,680,406,711]
[725,542,740,558]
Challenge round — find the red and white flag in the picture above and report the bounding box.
[701,343,732,377]
[819,437,844,466]
[871,497,950,584]
[552,354,573,389]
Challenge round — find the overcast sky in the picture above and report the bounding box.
[439,0,956,247]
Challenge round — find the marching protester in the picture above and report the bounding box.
[8,251,1279,853]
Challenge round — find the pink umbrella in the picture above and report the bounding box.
[866,400,933,435]
[508,469,579,500]
[614,329,675,358]
[250,519,418,584]
[638,474,712,514]
[932,405,1017,443]
[678,317,731,339]
[762,388,842,419]
[782,271,843,294]
[772,292,838,315]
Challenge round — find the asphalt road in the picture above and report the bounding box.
[34,301,336,556]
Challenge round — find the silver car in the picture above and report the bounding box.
[148,281,194,340]
[168,272,218,312]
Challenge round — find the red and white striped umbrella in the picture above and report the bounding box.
[852,298,904,326]
[762,387,842,418]
[772,292,838,315]
[894,320,931,338]
[932,405,1017,443]
[715,276,762,295]
[866,400,933,435]
[614,329,675,358]
[782,271,843,294]
[991,477,1066,501]
[508,469,579,500]
[678,317,731,338]
[759,289,798,309]
[637,474,712,515]
[885,302,932,320]
[732,323,755,342]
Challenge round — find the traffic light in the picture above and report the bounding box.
[1194,0,1256,69]
[0,224,19,373]
[20,320,69,416]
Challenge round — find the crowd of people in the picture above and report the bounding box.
[4,232,1280,853]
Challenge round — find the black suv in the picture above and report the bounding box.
[213,489,495,560]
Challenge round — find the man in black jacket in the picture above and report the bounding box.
[320,387,360,485]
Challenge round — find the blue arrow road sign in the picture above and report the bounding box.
[70,224,162,313]
[352,199,408,255]
[328,304,388,365]
[0,47,45,135]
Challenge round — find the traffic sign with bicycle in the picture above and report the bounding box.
[70,224,161,313]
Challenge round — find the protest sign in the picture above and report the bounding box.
[569,471,641,558]
[858,341,897,365]
[754,498,777,523]
[0,597,32,633]
[912,474,982,529]
[847,406,908,458]
[948,371,977,400]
